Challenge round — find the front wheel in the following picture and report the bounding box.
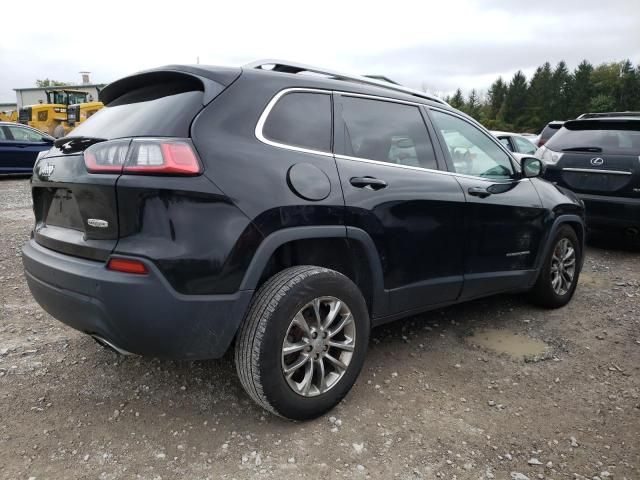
[529,225,581,308]
[235,266,369,420]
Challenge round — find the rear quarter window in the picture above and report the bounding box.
[540,124,562,141]
[262,92,332,152]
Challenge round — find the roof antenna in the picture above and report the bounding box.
[196,56,200,65]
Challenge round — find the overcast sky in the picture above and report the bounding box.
[1,0,639,103]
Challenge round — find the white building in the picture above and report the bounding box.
[0,102,17,112]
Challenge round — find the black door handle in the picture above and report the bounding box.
[468,186,491,198]
[350,176,387,190]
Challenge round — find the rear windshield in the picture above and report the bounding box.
[546,120,640,155]
[69,83,205,139]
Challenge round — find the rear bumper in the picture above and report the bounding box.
[578,193,640,229]
[22,239,253,360]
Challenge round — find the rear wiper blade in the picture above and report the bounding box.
[561,146,603,152]
[54,136,107,153]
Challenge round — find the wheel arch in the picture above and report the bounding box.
[238,226,387,318]
[532,214,585,285]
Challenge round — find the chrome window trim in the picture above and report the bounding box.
[255,87,523,183]
[255,87,334,157]
[334,152,526,183]
[562,167,632,176]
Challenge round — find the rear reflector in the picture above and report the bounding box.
[84,138,201,175]
[107,258,148,275]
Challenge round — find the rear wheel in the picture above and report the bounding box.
[529,225,581,308]
[235,266,369,420]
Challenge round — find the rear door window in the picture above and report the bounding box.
[262,92,332,152]
[338,96,437,169]
[6,125,44,142]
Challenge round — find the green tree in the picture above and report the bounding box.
[503,71,528,129]
[527,62,553,131]
[450,88,465,110]
[570,60,594,117]
[590,94,615,112]
[550,61,572,120]
[486,77,507,119]
[465,89,481,119]
[35,79,71,87]
[617,59,640,110]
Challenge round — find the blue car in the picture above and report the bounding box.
[0,122,54,174]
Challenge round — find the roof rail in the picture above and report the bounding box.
[577,111,640,119]
[244,59,449,106]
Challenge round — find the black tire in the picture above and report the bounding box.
[529,225,581,308]
[235,266,369,420]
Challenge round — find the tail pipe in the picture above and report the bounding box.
[91,334,134,356]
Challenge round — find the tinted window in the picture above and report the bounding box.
[340,96,437,169]
[546,121,640,155]
[263,92,332,152]
[0,127,7,140]
[7,125,44,142]
[513,136,538,154]
[540,123,563,141]
[71,89,205,139]
[431,110,514,179]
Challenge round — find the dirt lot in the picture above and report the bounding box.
[1,177,638,480]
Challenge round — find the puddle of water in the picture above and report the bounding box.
[579,272,611,289]
[466,328,550,361]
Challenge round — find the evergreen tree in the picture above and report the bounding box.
[503,71,528,129]
[438,58,639,132]
[617,60,640,110]
[465,89,481,120]
[450,88,465,110]
[551,61,572,120]
[486,78,507,119]
[570,60,594,117]
[527,62,553,131]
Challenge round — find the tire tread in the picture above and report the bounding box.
[235,266,332,417]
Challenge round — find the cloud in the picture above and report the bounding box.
[1,0,638,102]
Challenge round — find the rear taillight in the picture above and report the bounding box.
[84,138,201,175]
[107,258,148,275]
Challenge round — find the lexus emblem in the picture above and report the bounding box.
[590,157,604,166]
[39,162,55,177]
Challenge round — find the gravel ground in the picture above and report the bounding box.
[1,177,638,480]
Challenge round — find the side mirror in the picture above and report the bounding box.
[521,156,545,178]
[42,137,54,144]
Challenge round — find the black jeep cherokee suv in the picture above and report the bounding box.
[22,60,585,420]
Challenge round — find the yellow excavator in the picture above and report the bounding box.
[0,109,18,122]
[18,89,103,137]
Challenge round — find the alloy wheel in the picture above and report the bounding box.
[550,237,576,296]
[281,296,356,397]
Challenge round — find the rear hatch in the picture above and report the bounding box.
[31,66,240,261]
[543,118,640,198]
